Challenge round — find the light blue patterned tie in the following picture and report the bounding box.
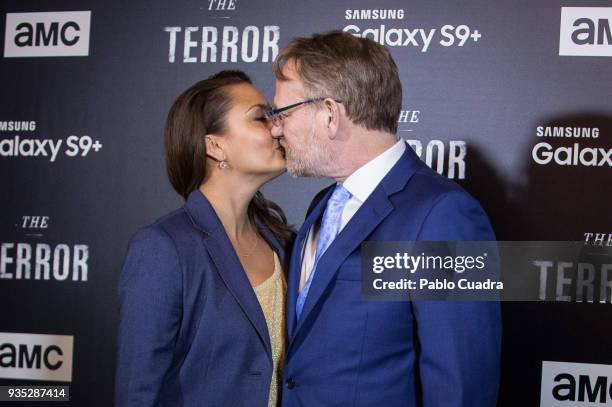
[296,184,351,319]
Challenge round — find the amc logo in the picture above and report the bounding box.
[541,361,612,406]
[0,332,73,382]
[3,11,91,57]
[559,7,612,57]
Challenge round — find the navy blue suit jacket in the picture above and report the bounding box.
[115,190,285,407]
[282,146,502,407]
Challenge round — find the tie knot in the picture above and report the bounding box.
[329,184,351,205]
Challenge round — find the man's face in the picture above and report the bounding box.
[271,60,334,177]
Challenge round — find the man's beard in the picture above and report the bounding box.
[282,123,334,178]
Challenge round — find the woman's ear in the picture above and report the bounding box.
[204,134,226,162]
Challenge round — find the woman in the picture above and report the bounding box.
[115,71,294,407]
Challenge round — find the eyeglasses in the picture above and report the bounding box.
[266,97,342,127]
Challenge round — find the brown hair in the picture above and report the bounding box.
[164,70,295,249]
[273,30,402,134]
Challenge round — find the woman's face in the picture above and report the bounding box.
[217,83,286,180]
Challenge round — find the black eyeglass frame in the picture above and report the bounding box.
[266,97,342,126]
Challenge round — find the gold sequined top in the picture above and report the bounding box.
[253,252,287,407]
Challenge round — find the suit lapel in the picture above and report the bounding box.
[291,145,425,339]
[293,188,393,334]
[184,190,272,358]
[286,186,334,339]
[204,231,272,357]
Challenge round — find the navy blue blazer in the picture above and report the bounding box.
[282,146,502,407]
[115,190,286,407]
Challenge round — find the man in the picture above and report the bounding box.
[269,31,501,406]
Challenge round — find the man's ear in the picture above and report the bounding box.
[323,98,341,140]
[204,135,226,162]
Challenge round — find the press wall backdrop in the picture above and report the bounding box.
[1,1,611,405]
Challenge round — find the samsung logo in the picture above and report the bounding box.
[536,126,599,139]
[345,9,405,20]
[0,121,37,132]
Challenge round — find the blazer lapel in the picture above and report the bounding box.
[293,189,393,335]
[292,146,424,338]
[286,186,334,339]
[184,190,272,358]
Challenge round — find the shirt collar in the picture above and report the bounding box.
[341,139,406,203]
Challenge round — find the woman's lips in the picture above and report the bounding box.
[275,140,286,158]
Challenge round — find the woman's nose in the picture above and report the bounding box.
[270,123,283,138]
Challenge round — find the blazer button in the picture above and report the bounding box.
[286,378,296,389]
